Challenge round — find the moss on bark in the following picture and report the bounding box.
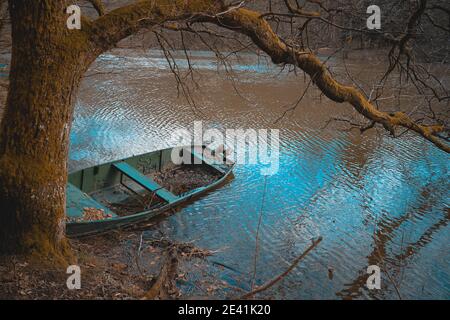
[0,0,90,262]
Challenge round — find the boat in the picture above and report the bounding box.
[66,145,234,237]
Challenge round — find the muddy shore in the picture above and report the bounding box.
[0,227,236,300]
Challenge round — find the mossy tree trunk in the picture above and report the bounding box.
[0,1,91,259]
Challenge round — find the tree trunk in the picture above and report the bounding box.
[0,1,89,260]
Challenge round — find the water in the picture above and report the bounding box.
[70,49,449,299]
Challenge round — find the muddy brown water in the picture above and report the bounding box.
[70,49,449,299]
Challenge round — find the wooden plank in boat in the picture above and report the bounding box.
[112,161,179,204]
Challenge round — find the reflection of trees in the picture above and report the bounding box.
[395,208,449,262]
[336,184,448,299]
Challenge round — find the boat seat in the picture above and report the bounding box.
[66,183,116,219]
[112,161,179,204]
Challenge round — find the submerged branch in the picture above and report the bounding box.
[240,236,322,299]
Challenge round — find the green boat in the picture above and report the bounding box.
[66,145,234,237]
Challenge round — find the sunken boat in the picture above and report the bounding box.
[66,145,234,237]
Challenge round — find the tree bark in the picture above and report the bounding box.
[0,1,90,260]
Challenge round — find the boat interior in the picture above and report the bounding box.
[66,146,232,220]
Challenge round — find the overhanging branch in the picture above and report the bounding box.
[205,8,449,152]
[83,1,449,153]
[87,0,225,52]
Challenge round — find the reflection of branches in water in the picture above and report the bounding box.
[395,208,449,261]
[336,183,448,299]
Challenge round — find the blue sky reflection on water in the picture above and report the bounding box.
[69,50,449,299]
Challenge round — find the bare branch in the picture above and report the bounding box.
[87,1,226,53]
[205,7,449,152]
[87,0,105,16]
[83,1,449,153]
[239,236,322,299]
[283,0,321,17]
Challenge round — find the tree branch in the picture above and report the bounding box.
[86,0,226,53]
[83,1,449,153]
[240,237,322,299]
[283,0,321,17]
[87,0,106,16]
[206,7,449,152]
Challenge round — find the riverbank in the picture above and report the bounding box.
[0,227,229,300]
[0,212,232,300]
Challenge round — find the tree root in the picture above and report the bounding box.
[144,246,179,299]
[143,238,215,299]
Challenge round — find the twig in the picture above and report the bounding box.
[239,236,322,299]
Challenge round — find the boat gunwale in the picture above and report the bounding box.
[69,145,189,175]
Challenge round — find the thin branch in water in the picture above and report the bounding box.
[239,236,323,299]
